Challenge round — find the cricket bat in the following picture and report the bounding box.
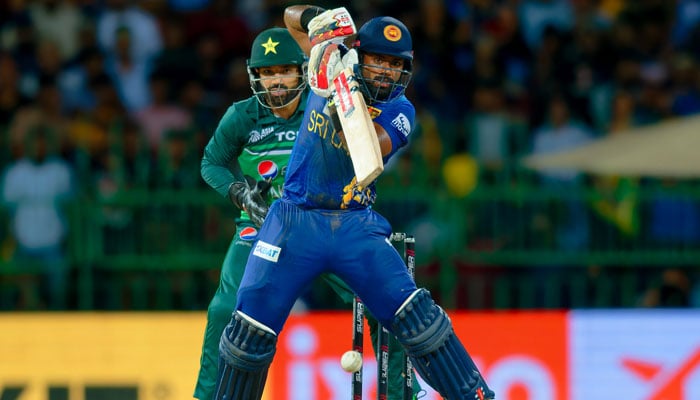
[332,67,384,188]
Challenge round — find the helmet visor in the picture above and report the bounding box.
[249,66,306,108]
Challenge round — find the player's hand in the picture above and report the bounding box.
[228,175,271,227]
[307,7,356,46]
[340,177,376,209]
[308,42,358,98]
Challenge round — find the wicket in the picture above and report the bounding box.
[351,233,416,400]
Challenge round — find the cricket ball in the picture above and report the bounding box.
[340,350,363,373]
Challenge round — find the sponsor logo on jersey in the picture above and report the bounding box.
[253,240,281,262]
[239,226,258,241]
[249,127,275,143]
[391,113,411,136]
[258,160,278,179]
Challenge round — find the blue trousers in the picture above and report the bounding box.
[236,199,417,333]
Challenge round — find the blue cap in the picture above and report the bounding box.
[354,16,413,61]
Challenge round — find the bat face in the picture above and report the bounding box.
[332,67,384,188]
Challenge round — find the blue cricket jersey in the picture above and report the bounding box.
[283,91,415,209]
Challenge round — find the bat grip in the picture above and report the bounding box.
[328,101,342,133]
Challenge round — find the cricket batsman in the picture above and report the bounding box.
[196,26,421,400]
[211,5,495,400]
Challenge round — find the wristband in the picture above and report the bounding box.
[300,6,325,32]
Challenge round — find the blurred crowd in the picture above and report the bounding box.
[2,0,700,310]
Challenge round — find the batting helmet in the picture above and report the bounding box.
[352,17,413,103]
[248,27,306,68]
[354,16,413,63]
[247,27,307,108]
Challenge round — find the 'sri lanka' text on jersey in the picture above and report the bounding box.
[282,91,416,209]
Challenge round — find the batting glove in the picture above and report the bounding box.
[228,175,271,227]
[308,42,358,98]
[340,177,376,209]
[307,7,357,46]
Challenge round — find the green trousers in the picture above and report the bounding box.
[193,224,421,399]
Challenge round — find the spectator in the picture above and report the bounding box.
[639,267,693,307]
[4,11,41,98]
[103,25,153,113]
[57,47,105,113]
[518,0,574,50]
[133,72,192,154]
[155,128,199,190]
[8,75,71,161]
[182,0,252,59]
[531,95,594,250]
[116,118,153,190]
[462,79,527,184]
[1,126,75,309]
[669,54,700,116]
[492,3,532,111]
[152,16,198,93]
[0,51,30,130]
[192,32,228,109]
[28,0,85,62]
[97,0,162,65]
[68,73,126,178]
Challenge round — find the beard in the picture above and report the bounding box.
[367,74,397,101]
[264,84,298,108]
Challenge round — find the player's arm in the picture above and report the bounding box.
[201,107,244,198]
[284,5,357,55]
[328,103,393,157]
[283,5,322,55]
[372,123,394,157]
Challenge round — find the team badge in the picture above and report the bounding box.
[239,226,258,241]
[383,25,402,42]
[261,37,279,55]
[367,106,382,119]
[258,160,278,180]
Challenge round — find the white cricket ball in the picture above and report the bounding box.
[340,350,363,373]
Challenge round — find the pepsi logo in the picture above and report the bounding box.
[239,226,258,241]
[258,160,278,180]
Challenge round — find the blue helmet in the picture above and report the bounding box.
[352,16,413,103]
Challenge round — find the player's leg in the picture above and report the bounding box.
[323,273,423,399]
[391,289,495,400]
[234,201,327,333]
[214,201,327,399]
[214,310,277,400]
[194,224,256,399]
[332,210,494,399]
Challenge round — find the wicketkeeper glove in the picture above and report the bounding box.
[308,42,358,98]
[307,7,357,46]
[340,177,376,209]
[228,175,271,227]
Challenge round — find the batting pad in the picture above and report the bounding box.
[391,288,495,400]
[214,311,277,400]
